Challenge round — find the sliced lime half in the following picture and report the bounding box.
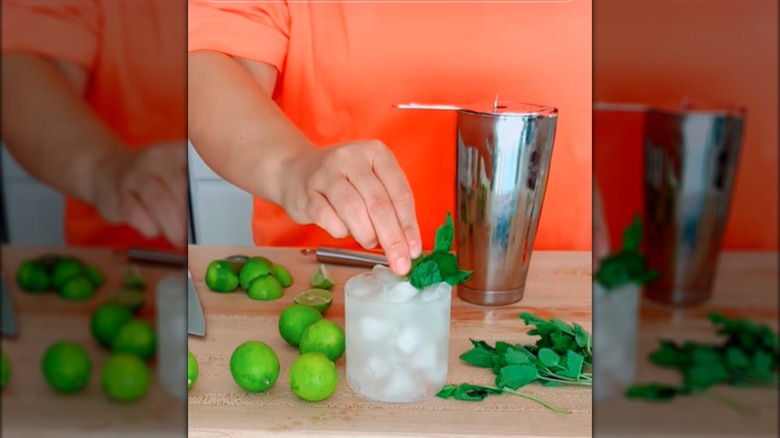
[311,264,334,289]
[294,288,333,314]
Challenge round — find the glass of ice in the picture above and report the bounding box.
[344,265,452,403]
[593,280,640,403]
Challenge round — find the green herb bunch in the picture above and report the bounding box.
[437,312,592,413]
[626,312,779,414]
[595,215,659,290]
[406,212,472,290]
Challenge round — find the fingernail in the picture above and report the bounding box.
[395,256,411,275]
[409,240,421,258]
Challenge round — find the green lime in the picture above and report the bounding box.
[205,260,240,293]
[105,289,146,314]
[294,289,333,314]
[229,341,280,392]
[112,320,156,361]
[299,319,345,362]
[239,257,274,290]
[1,351,10,389]
[289,352,338,402]
[271,264,293,288]
[246,275,283,301]
[188,351,199,390]
[90,304,134,349]
[101,353,151,403]
[16,259,50,292]
[278,304,323,348]
[122,265,146,290]
[83,265,104,288]
[311,264,334,289]
[52,257,84,290]
[41,340,92,393]
[59,275,96,301]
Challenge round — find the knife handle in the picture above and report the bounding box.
[308,247,388,268]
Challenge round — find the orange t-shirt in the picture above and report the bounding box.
[2,0,186,250]
[189,0,592,251]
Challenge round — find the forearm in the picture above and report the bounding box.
[1,53,129,205]
[187,50,315,205]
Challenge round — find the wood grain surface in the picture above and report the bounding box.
[595,252,779,438]
[0,246,187,438]
[187,246,593,438]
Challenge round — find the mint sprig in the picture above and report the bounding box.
[595,214,659,290]
[407,212,472,290]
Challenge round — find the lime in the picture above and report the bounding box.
[246,275,283,301]
[112,320,156,361]
[122,265,146,290]
[294,289,333,314]
[105,289,146,314]
[239,257,274,290]
[90,304,134,349]
[289,352,338,402]
[311,264,334,289]
[101,353,151,403]
[188,351,199,390]
[299,319,345,362]
[229,341,280,392]
[271,264,293,288]
[16,259,50,292]
[1,351,10,389]
[205,260,240,293]
[41,340,92,393]
[83,265,104,288]
[59,275,96,301]
[52,257,84,290]
[278,304,323,348]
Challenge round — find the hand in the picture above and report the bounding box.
[593,182,610,269]
[91,142,188,248]
[278,140,422,276]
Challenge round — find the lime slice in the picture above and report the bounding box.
[311,264,334,289]
[105,289,146,314]
[294,289,333,314]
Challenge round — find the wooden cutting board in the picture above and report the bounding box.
[187,246,593,438]
[0,246,186,438]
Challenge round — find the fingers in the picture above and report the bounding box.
[346,165,412,275]
[305,193,350,239]
[371,147,422,259]
[317,174,379,250]
[120,195,160,240]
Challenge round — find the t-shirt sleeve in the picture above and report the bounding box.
[0,0,100,70]
[188,0,290,73]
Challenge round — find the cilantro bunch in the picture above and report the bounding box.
[595,215,659,290]
[437,312,593,413]
[626,312,779,415]
[406,213,472,290]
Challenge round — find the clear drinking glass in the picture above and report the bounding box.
[344,266,451,403]
[593,281,640,403]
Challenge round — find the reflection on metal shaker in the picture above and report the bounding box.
[455,103,558,306]
[644,104,745,305]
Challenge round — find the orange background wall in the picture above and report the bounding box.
[594,0,778,250]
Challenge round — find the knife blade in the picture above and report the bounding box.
[126,248,187,267]
[301,247,389,268]
[1,274,17,337]
[187,271,205,336]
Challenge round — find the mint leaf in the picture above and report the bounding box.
[595,214,659,290]
[565,351,584,377]
[626,384,685,402]
[622,215,642,252]
[434,212,455,253]
[460,340,496,368]
[408,259,442,290]
[496,365,538,390]
[436,384,457,398]
[538,348,559,367]
[504,347,532,365]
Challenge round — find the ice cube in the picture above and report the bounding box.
[423,364,448,385]
[372,265,400,287]
[380,281,419,304]
[359,317,392,342]
[346,274,375,298]
[382,369,416,398]
[365,356,391,380]
[410,342,437,369]
[421,282,451,302]
[396,325,422,354]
